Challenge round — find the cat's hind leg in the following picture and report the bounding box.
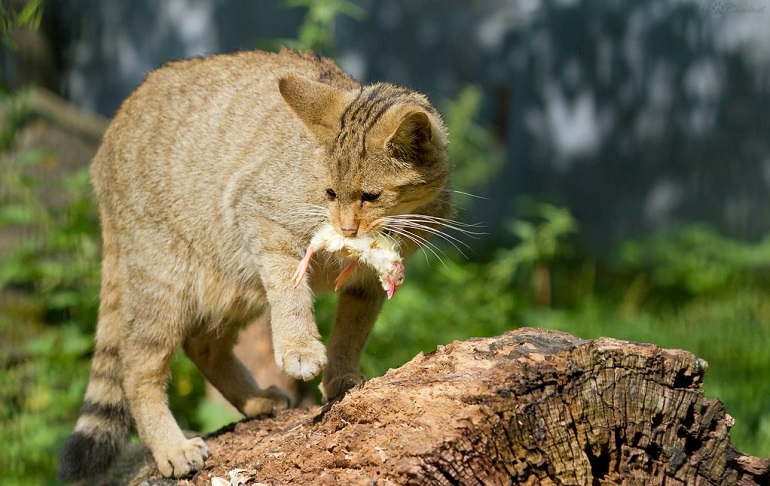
[184,323,291,417]
[118,244,211,478]
[120,324,210,478]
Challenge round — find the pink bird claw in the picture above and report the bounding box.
[386,281,396,299]
[334,258,359,290]
[292,245,316,288]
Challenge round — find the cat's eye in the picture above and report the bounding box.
[361,192,381,202]
[325,188,337,200]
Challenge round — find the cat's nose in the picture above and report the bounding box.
[340,226,358,237]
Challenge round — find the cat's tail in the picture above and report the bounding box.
[58,227,132,482]
[57,342,132,481]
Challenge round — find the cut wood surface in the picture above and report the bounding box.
[113,327,768,485]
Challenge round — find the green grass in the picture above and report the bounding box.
[0,317,90,484]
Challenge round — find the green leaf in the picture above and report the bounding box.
[0,204,36,226]
[15,0,43,28]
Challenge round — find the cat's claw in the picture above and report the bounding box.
[292,245,316,288]
[277,339,327,381]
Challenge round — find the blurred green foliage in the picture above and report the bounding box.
[285,0,364,53]
[259,0,364,54]
[442,84,505,198]
[0,319,90,483]
[0,153,100,323]
[0,0,43,50]
[618,225,770,298]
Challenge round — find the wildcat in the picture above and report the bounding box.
[57,48,453,480]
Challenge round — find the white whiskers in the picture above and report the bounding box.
[446,189,489,200]
[379,213,484,265]
[289,203,483,267]
[288,203,328,229]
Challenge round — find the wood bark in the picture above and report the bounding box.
[113,327,768,486]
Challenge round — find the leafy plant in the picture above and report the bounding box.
[0,162,101,326]
[442,85,504,198]
[287,0,364,53]
[0,319,91,483]
[0,86,38,149]
[262,0,365,54]
[0,0,43,50]
[618,225,770,298]
[492,202,578,306]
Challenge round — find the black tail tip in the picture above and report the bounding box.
[57,432,120,482]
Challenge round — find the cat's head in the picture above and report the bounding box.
[280,76,449,238]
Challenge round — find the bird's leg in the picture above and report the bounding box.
[292,245,316,288]
[334,258,360,290]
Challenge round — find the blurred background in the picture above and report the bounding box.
[1,0,769,483]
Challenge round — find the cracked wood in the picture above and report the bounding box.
[112,327,768,485]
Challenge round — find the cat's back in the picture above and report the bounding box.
[137,49,356,101]
[126,49,355,110]
[92,49,357,182]
[91,49,357,222]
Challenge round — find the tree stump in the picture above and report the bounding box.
[117,327,767,485]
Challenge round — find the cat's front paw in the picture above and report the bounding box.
[322,373,366,402]
[276,339,327,381]
[154,436,210,478]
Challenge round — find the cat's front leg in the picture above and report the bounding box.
[262,252,327,381]
[322,279,385,401]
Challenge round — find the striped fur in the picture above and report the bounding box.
[58,48,453,480]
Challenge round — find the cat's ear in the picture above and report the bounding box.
[385,110,435,160]
[279,76,346,141]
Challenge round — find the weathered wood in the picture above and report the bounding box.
[110,327,769,485]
